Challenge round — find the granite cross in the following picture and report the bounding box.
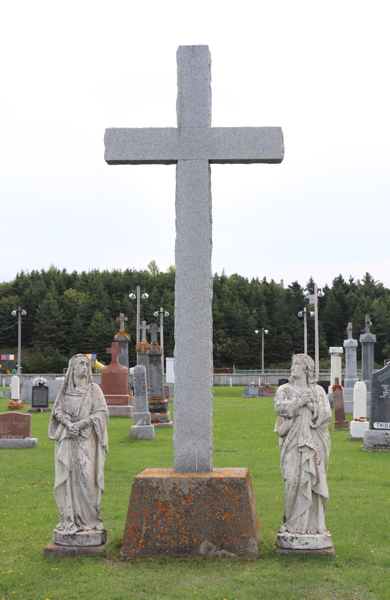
[140,320,150,343]
[365,314,372,333]
[116,312,128,331]
[149,323,160,344]
[107,342,124,365]
[347,322,353,339]
[104,45,284,472]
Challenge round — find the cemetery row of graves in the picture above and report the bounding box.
[1,268,390,374]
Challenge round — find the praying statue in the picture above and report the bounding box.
[49,354,109,546]
[274,354,333,551]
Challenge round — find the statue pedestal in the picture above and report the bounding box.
[44,529,108,558]
[276,531,335,556]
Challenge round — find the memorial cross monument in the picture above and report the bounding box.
[105,45,284,473]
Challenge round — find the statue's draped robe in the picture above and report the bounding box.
[49,383,108,532]
[274,383,331,534]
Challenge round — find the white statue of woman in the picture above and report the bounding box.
[49,354,109,545]
[274,354,333,550]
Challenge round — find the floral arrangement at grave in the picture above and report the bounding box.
[33,376,48,387]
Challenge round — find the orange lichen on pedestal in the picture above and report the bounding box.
[120,468,259,559]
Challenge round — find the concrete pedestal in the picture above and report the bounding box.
[44,541,108,558]
[108,405,133,418]
[363,430,390,450]
[131,425,156,439]
[0,438,38,449]
[120,468,259,559]
[349,420,369,440]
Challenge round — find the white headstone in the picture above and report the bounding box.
[329,347,343,389]
[353,381,367,419]
[11,375,20,400]
[104,45,284,472]
[165,358,175,383]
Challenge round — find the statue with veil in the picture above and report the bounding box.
[48,354,109,547]
[274,354,333,552]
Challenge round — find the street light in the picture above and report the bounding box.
[254,328,269,374]
[11,307,27,374]
[298,307,315,355]
[129,286,149,345]
[153,307,170,373]
[304,283,325,380]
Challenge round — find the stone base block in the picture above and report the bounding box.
[333,420,349,430]
[108,405,132,418]
[343,388,354,414]
[153,421,173,428]
[131,425,156,439]
[151,412,171,425]
[350,420,369,440]
[0,438,38,449]
[44,541,108,558]
[120,467,259,559]
[53,528,107,547]
[28,407,52,412]
[8,402,24,410]
[132,411,152,426]
[363,430,390,450]
[276,531,333,551]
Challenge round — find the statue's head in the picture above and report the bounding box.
[63,354,92,391]
[290,353,316,384]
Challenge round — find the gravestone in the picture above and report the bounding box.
[131,365,155,439]
[0,412,37,448]
[29,386,51,412]
[20,379,63,403]
[136,320,151,398]
[147,324,171,426]
[278,378,289,386]
[259,386,275,397]
[329,347,343,391]
[164,385,170,400]
[360,314,376,399]
[349,381,369,440]
[100,342,132,418]
[8,375,24,410]
[343,322,358,413]
[105,44,283,559]
[364,362,390,450]
[332,379,349,430]
[114,311,130,369]
[242,384,260,398]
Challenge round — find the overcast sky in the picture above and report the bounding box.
[1,0,389,290]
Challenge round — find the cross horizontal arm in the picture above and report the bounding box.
[104,127,284,165]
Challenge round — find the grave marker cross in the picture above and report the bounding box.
[116,312,128,331]
[107,342,124,365]
[347,322,353,339]
[149,323,160,344]
[140,320,150,343]
[104,45,284,473]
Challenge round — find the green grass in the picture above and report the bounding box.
[1,387,390,600]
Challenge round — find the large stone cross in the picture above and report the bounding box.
[347,322,353,339]
[107,342,124,365]
[140,320,150,343]
[149,323,160,344]
[116,312,128,332]
[365,314,371,333]
[104,45,284,473]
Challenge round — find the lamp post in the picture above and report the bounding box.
[153,307,170,373]
[304,283,324,380]
[11,307,27,374]
[129,286,149,345]
[254,327,269,375]
[298,307,315,355]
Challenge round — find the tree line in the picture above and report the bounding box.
[0,264,389,373]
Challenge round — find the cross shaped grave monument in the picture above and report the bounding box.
[147,323,171,426]
[114,311,130,369]
[360,313,376,398]
[105,45,284,559]
[343,321,358,413]
[100,342,131,418]
[140,320,150,343]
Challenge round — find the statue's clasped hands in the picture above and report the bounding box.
[67,422,80,437]
[298,390,315,412]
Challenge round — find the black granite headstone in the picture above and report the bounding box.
[317,380,330,393]
[371,363,390,429]
[278,379,289,386]
[31,385,49,408]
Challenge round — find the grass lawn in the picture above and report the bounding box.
[1,386,390,600]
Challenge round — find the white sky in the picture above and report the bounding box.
[1,0,389,289]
